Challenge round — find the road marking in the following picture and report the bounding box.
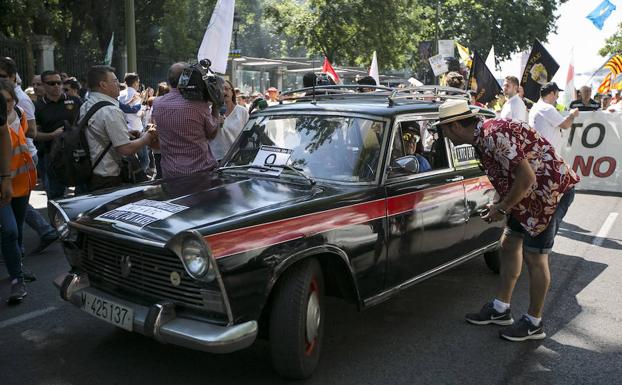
[592,213,619,247]
[0,306,58,329]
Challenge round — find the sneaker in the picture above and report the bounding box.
[22,268,37,283]
[29,233,59,255]
[8,281,27,304]
[499,315,546,342]
[465,302,514,325]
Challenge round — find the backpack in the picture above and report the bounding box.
[48,101,113,187]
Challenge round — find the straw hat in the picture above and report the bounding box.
[433,99,480,126]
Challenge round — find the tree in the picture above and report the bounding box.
[599,22,622,57]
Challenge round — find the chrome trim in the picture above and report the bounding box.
[363,242,500,308]
[54,273,257,354]
[49,200,70,222]
[69,221,166,248]
[188,230,234,325]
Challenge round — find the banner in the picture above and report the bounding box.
[438,40,454,59]
[559,111,622,193]
[521,41,559,103]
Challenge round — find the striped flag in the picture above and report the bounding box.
[604,54,622,74]
[598,72,612,94]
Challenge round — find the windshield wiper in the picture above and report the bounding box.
[217,164,316,186]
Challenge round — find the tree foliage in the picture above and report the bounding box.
[599,22,622,57]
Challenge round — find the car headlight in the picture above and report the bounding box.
[52,210,70,240]
[181,236,210,277]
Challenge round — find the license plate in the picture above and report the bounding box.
[81,292,134,331]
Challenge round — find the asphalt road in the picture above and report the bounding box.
[0,189,621,385]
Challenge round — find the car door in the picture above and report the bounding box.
[383,117,468,289]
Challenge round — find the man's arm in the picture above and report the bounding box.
[115,133,154,156]
[25,119,37,138]
[558,108,579,129]
[482,158,536,222]
[0,93,13,205]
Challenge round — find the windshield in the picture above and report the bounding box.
[224,115,387,183]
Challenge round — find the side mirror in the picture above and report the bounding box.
[394,155,420,173]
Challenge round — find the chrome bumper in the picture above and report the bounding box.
[54,273,257,354]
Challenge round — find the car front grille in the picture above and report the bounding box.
[81,235,208,310]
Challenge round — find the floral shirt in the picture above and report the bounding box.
[474,118,579,236]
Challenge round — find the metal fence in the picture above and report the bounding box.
[55,45,102,82]
[137,54,172,88]
[0,38,33,86]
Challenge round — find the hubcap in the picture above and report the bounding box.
[305,287,321,345]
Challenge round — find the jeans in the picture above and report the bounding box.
[0,195,29,281]
[138,146,150,172]
[39,152,66,200]
[25,205,56,239]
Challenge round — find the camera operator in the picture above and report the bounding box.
[151,62,220,179]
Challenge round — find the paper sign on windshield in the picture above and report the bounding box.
[249,145,293,176]
[96,199,188,229]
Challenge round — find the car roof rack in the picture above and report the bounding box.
[388,86,470,106]
[279,85,394,104]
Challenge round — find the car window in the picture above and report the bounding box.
[226,114,387,183]
[388,120,448,178]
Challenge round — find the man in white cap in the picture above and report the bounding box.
[434,99,579,342]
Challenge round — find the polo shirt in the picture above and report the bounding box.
[528,99,565,151]
[569,98,600,111]
[500,94,528,122]
[34,94,82,153]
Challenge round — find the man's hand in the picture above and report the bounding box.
[0,178,13,206]
[129,130,142,139]
[569,108,579,118]
[53,126,64,137]
[480,203,507,223]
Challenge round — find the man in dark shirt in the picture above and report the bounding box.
[34,70,82,199]
[569,85,600,111]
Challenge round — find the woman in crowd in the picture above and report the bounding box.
[0,79,37,304]
[210,80,249,161]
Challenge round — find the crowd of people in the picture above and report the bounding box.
[0,58,259,304]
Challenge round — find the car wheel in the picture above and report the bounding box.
[484,249,500,274]
[269,259,324,379]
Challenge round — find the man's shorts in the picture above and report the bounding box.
[504,188,575,254]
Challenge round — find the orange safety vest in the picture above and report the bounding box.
[8,109,36,197]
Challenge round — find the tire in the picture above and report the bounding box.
[269,259,324,379]
[484,249,500,274]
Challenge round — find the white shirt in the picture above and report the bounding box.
[14,85,37,158]
[209,105,249,160]
[528,99,565,151]
[500,94,527,122]
[118,86,143,132]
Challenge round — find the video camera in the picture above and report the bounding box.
[177,58,224,107]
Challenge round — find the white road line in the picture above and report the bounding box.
[0,306,58,329]
[592,213,619,247]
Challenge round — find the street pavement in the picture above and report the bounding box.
[0,189,621,385]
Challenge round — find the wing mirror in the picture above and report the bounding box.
[393,155,420,173]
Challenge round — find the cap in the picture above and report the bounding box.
[267,87,278,92]
[540,82,563,97]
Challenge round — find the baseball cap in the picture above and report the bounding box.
[540,82,563,97]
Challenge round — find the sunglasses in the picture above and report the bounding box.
[45,81,62,86]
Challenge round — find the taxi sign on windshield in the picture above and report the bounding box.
[249,145,293,176]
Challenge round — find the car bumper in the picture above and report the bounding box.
[54,273,257,354]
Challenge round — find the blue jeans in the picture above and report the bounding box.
[40,152,66,200]
[26,153,56,239]
[0,195,29,281]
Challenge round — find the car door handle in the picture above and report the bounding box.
[446,176,464,182]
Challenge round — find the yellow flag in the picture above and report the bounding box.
[456,42,472,69]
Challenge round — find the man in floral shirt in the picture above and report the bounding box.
[435,99,579,342]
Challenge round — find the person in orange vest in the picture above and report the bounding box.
[0,79,37,303]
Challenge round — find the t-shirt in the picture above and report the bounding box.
[209,104,249,160]
[14,85,37,157]
[34,94,82,153]
[500,94,527,122]
[118,86,143,132]
[80,92,131,177]
[528,99,566,152]
[569,98,600,111]
[474,118,579,236]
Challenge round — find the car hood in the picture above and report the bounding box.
[73,173,330,242]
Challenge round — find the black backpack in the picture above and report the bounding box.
[48,101,113,187]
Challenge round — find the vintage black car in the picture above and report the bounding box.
[50,86,503,379]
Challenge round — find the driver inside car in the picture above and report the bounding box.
[402,123,432,173]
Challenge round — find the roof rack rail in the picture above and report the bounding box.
[279,85,393,104]
[388,86,470,106]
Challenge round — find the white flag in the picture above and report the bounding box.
[485,45,497,78]
[369,51,380,85]
[197,0,236,74]
[104,32,114,66]
[563,47,575,108]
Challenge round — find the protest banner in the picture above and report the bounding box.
[560,111,622,193]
